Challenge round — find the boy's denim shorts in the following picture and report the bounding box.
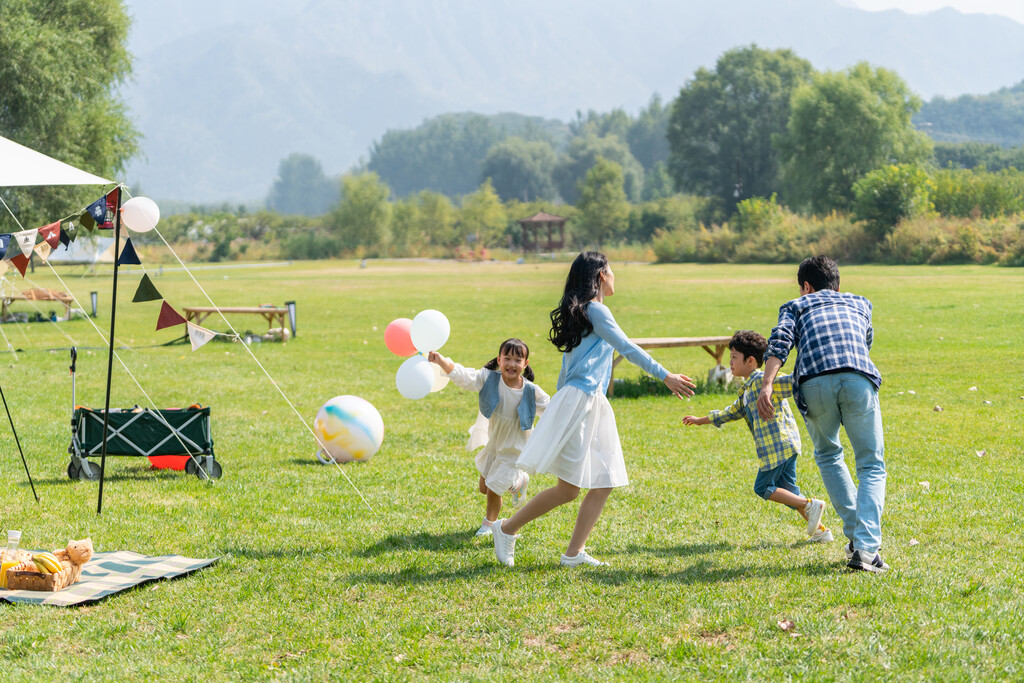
[753,456,800,500]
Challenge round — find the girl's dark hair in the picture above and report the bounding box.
[483,338,535,382]
[549,251,607,353]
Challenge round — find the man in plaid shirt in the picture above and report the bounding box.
[684,331,832,543]
[758,256,888,573]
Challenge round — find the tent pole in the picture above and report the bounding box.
[97,186,122,515]
[0,381,39,502]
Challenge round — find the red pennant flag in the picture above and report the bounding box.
[9,253,29,277]
[38,221,61,249]
[156,301,187,330]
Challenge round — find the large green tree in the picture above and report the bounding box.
[576,157,629,247]
[667,45,813,213]
[779,62,933,213]
[479,137,558,202]
[459,180,508,248]
[0,0,139,230]
[328,172,391,251]
[554,134,644,204]
[266,154,338,216]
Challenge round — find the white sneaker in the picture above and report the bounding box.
[804,498,826,535]
[559,550,608,567]
[475,519,493,537]
[492,519,518,567]
[509,472,529,508]
[809,526,834,543]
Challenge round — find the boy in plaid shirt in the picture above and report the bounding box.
[684,330,832,542]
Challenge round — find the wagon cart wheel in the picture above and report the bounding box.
[67,460,80,480]
[187,457,222,480]
[68,459,100,481]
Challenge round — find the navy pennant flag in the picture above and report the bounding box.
[59,226,71,248]
[0,234,11,256]
[84,195,106,226]
[117,238,142,265]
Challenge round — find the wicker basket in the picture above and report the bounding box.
[6,563,82,592]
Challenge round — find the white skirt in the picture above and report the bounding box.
[516,385,626,489]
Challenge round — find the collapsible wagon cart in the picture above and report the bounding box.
[66,349,221,480]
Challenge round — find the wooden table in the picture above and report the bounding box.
[183,306,288,332]
[608,336,732,396]
[1,288,74,321]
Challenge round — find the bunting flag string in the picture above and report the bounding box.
[186,322,217,351]
[132,273,163,302]
[38,221,61,249]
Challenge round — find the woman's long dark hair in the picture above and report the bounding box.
[549,251,607,353]
[483,338,535,381]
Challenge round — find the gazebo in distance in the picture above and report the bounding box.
[517,211,567,253]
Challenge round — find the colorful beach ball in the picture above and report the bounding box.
[313,395,384,464]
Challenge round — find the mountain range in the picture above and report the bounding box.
[120,0,1024,203]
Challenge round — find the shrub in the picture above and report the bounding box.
[852,164,934,238]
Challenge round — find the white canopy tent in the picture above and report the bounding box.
[0,134,112,187]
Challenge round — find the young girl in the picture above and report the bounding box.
[491,251,696,567]
[428,339,550,537]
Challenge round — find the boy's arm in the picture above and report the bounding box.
[708,396,743,427]
[682,415,711,426]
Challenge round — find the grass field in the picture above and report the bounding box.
[0,258,1021,680]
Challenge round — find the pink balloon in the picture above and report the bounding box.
[384,318,416,356]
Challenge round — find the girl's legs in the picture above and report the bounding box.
[480,476,502,522]
[500,478,580,535]
[565,487,612,556]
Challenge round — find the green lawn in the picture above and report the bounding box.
[0,259,1021,680]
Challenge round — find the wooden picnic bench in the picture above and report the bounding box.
[1,288,74,321]
[183,306,288,332]
[608,336,733,396]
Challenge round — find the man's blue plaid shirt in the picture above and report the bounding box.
[765,289,881,388]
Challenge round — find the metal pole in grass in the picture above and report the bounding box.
[0,381,39,502]
[96,186,122,515]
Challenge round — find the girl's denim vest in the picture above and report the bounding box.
[478,370,536,431]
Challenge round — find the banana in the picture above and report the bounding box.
[32,557,51,574]
[34,554,63,574]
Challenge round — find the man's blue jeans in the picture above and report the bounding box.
[799,372,886,554]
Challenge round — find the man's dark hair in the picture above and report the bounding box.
[729,330,768,367]
[798,255,840,292]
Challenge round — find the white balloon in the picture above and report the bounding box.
[411,309,450,352]
[395,355,434,400]
[429,361,450,393]
[120,196,161,233]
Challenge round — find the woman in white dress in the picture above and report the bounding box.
[428,339,550,537]
[491,251,695,568]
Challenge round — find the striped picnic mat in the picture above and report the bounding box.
[0,551,218,607]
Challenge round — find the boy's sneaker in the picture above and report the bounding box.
[809,525,834,543]
[509,472,529,508]
[559,550,608,567]
[492,520,518,567]
[475,519,493,537]
[803,498,826,535]
[848,550,890,573]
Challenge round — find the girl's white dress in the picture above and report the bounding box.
[446,364,550,495]
[516,301,669,489]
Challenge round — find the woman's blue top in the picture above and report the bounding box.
[556,301,668,395]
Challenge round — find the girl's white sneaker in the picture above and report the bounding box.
[559,550,608,567]
[475,519,493,537]
[492,520,518,567]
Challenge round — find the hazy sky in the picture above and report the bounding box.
[849,0,1024,25]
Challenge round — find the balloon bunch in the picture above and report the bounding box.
[385,310,451,399]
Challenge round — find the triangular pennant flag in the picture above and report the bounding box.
[117,237,141,265]
[0,234,11,255]
[3,236,22,261]
[132,273,163,302]
[59,226,71,248]
[33,242,52,263]
[0,260,9,277]
[38,221,61,249]
[187,322,217,351]
[84,195,106,226]
[9,253,28,277]
[156,301,187,330]
[13,229,36,258]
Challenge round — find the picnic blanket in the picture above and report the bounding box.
[0,551,218,607]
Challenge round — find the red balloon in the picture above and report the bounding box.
[385,318,416,356]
